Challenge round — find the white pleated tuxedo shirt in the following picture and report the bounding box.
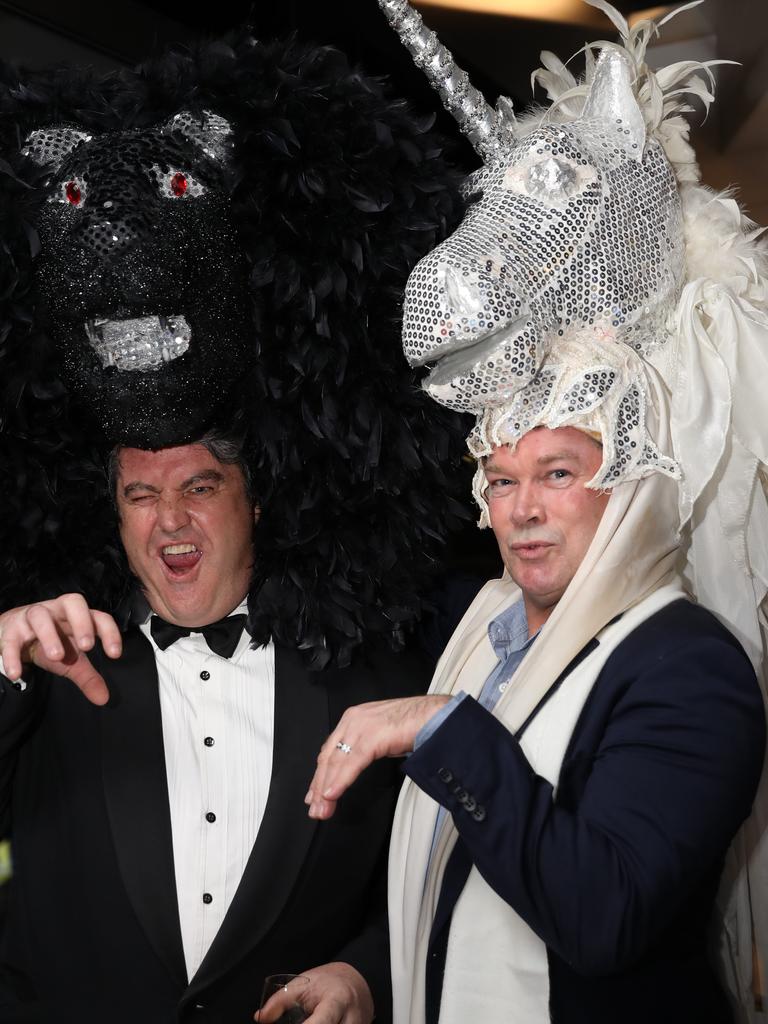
[138,603,275,981]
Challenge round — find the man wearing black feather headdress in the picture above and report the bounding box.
[0,27,465,1024]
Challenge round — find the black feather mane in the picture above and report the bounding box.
[0,31,468,670]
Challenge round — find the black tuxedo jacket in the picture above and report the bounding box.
[0,628,430,1024]
[406,600,766,1024]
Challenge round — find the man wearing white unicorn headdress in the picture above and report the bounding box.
[306,2,768,1022]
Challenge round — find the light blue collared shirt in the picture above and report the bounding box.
[414,597,537,749]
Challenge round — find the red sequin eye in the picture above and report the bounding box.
[65,181,82,205]
[170,172,188,197]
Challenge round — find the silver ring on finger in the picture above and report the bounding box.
[335,741,352,755]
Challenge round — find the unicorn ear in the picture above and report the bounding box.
[581,49,646,161]
[495,95,518,138]
[22,126,93,170]
[162,110,234,165]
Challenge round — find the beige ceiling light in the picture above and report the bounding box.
[413,0,612,27]
[414,1,682,29]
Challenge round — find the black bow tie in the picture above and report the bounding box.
[150,614,248,660]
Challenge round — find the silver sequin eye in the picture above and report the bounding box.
[525,157,578,200]
[503,151,598,209]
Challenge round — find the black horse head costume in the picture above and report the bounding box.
[0,31,466,668]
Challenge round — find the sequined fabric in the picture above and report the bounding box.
[23,126,93,168]
[165,110,233,164]
[377,0,514,163]
[85,314,191,371]
[24,111,251,447]
[399,62,685,490]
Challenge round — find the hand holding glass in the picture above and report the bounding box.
[258,974,310,1024]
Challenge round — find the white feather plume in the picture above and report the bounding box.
[529,0,732,183]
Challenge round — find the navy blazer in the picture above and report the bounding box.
[0,630,430,1024]
[406,599,765,1024]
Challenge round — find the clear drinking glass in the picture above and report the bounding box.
[259,973,310,1024]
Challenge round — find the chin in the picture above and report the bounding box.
[147,585,208,623]
[510,567,553,592]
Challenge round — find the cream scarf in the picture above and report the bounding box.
[436,582,686,1024]
[388,380,682,1024]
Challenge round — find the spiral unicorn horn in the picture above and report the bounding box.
[378,0,516,162]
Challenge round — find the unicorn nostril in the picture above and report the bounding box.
[440,263,485,315]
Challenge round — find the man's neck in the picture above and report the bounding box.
[142,591,249,628]
[523,599,556,638]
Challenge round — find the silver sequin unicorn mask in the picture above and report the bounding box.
[380,0,685,488]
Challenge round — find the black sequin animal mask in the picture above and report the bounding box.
[23,111,252,447]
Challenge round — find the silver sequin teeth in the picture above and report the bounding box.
[84,314,191,372]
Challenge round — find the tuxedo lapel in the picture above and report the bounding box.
[99,628,187,987]
[187,642,328,995]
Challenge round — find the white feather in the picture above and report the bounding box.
[582,0,629,39]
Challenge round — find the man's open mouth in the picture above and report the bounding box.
[85,314,191,372]
[161,543,202,574]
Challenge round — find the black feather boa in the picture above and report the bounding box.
[0,32,469,670]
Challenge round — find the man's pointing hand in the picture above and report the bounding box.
[0,593,123,705]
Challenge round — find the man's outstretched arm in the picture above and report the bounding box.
[307,620,765,975]
[305,694,450,821]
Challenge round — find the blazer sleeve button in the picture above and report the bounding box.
[438,767,453,784]
[472,805,487,822]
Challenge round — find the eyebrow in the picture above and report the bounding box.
[536,451,583,465]
[122,480,160,498]
[483,451,582,475]
[122,469,225,498]
[180,470,226,489]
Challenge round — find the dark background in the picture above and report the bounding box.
[0,0,764,946]
[0,0,765,212]
[0,0,764,578]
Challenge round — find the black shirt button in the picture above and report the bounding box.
[205,812,216,823]
[204,737,215,747]
[202,893,213,905]
[200,670,210,681]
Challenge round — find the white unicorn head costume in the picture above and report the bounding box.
[380,0,768,1018]
[380,0,768,666]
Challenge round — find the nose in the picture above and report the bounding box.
[156,496,191,535]
[78,218,135,260]
[74,200,149,261]
[402,250,524,367]
[508,480,543,527]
